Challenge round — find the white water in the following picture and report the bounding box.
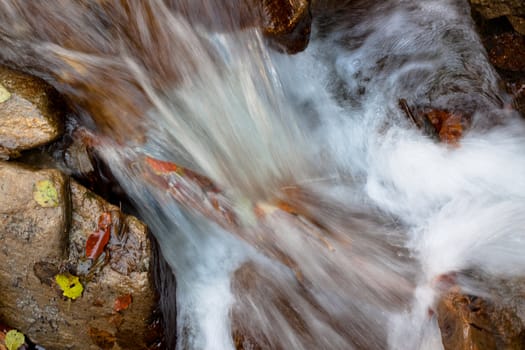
[102,2,525,349]
[2,0,525,349]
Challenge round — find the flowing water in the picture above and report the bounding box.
[1,0,525,349]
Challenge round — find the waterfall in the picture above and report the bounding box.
[1,0,524,349]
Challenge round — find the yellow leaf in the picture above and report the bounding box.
[0,84,10,104]
[5,330,24,350]
[55,273,83,300]
[33,180,59,208]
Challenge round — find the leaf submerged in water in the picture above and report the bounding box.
[145,156,181,174]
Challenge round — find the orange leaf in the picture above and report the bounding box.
[145,156,180,174]
[113,294,132,312]
[88,328,116,349]
[426,110,463,145]
[108,313,124,327]
[86,212,112,260]
[276,200,298,215]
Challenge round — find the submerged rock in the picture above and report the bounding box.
[0,67,64,160]
[0,162,160,350]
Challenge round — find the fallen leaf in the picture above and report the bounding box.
[145,156,181,174]
[86,212,112,260]
[0,84,10,104]
[33,180,59,208]
[4,330,24,350]
[424,109,464,144]
[108,313,124,327]
[113,293,132,312]
[276,200,298,215]
[88,328,116,350]
[55,273,83,300]
[438,113,463,145]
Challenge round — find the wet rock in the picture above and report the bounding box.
[469,0,525,34]
[169,0,312,54]
[0,162,160,349]
[437,284,525,350]
[0,67,64,159]
[508,16,525,35]
[470,0,525,19]
[505,78,525,116]
[66,180,159,350]
[481,31,525,116]
[261,0,312,54]
[472,10,525,116]
[485,32,525,72]
[62,128,96,176]
[0,162,69,346]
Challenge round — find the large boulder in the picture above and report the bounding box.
[0,162,160,349]
[0,67,64,159]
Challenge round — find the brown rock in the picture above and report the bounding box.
[437,286,525,350]
[469,0,525,34]
[469,0,525,19]
[508,16,525,35]
[0,67,64,159]
[0,162,69,345]
[486,32,525,72]
[261,0,312,54]
[0,162,160,349]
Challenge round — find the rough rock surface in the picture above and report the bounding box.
[261,0,311,53]
[470,0,525,19]
[485,32,525,72]
[508,15,525,35]
[479,29,525,116]
[470,0,525,35]
[437,283,525,350]
[0,67,64,159]
[0,162,159,349]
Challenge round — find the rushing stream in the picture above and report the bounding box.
[1,0,525,349]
